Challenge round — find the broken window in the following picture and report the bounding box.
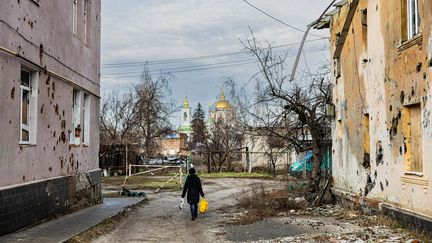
[402,0,420,40]
[403,104,423,172]
[20,69,38,144]
[82,93,90,145]
[73,0,78,36]
[70,89,81,145]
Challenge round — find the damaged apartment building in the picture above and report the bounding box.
[315,0,432,228]
[0,0,101,235]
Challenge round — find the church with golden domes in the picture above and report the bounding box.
[208,89,236,124]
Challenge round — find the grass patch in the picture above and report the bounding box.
[102,175,182,190]
[198,172,271,178]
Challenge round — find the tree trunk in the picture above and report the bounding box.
[207,151,211,173]
[310,142,323,193]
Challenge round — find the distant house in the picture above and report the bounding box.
[159,132,188,158]
[0,0,101,235]
[316,0,432,227]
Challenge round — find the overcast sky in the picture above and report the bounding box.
[101,0,332,126]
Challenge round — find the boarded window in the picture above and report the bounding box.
[362,114,370,167]
[403,104,422,172]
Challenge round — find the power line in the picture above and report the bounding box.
[104,61,257,78]
[102,37,328,68]
[104,58,255,76]
[102,48,329,78]
[241,0,328,39]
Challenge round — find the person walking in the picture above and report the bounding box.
[181,168,205,220]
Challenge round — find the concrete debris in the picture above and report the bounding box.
[228,204,420,243]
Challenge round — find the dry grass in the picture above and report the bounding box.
[360,214,432,242]
[231,183,306,225]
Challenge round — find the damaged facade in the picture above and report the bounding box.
[316,0,432,227]
[0,0,101,235]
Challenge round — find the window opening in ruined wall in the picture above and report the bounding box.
[403,104,423,173]
[20,69,38,144]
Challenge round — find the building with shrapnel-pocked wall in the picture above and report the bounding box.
[315,0,432,229]
[0,0,101,235]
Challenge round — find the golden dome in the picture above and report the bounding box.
[183,97,189,108]
[215,90,231,109]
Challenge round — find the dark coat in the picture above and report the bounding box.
[181,174,204,204]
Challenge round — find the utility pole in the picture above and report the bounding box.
[246,146,251,173]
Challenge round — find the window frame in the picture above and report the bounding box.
[70,89,82,145]
[20,70,31,144]
[406,0,420,40]
[403,103,423,173]
[19,68,38,145]
[82,93,90,145]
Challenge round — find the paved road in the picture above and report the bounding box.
[93,178,279,243]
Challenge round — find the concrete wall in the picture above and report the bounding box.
[243,134,292,171]
[329,0,432,219]
[0,0,101,234]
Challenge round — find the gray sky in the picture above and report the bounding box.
[101,0,332,126]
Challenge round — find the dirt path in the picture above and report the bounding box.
[93,178,280,243]
[92,178,418,243]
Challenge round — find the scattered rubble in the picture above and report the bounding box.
[223,203,426,242]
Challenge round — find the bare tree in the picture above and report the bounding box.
[207,119,243,172]
[240,32,331,193]
[264,134,289,176]
[133,67,177,159]
[100,90,137,144]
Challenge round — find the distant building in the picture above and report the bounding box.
[242,128,293,171]
[159,133,188,158]
[158,98,192,159]
[0,0,101,235]
[209,89,236,124]
[177,97,193,136]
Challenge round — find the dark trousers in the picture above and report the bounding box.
[190,203,198,218]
